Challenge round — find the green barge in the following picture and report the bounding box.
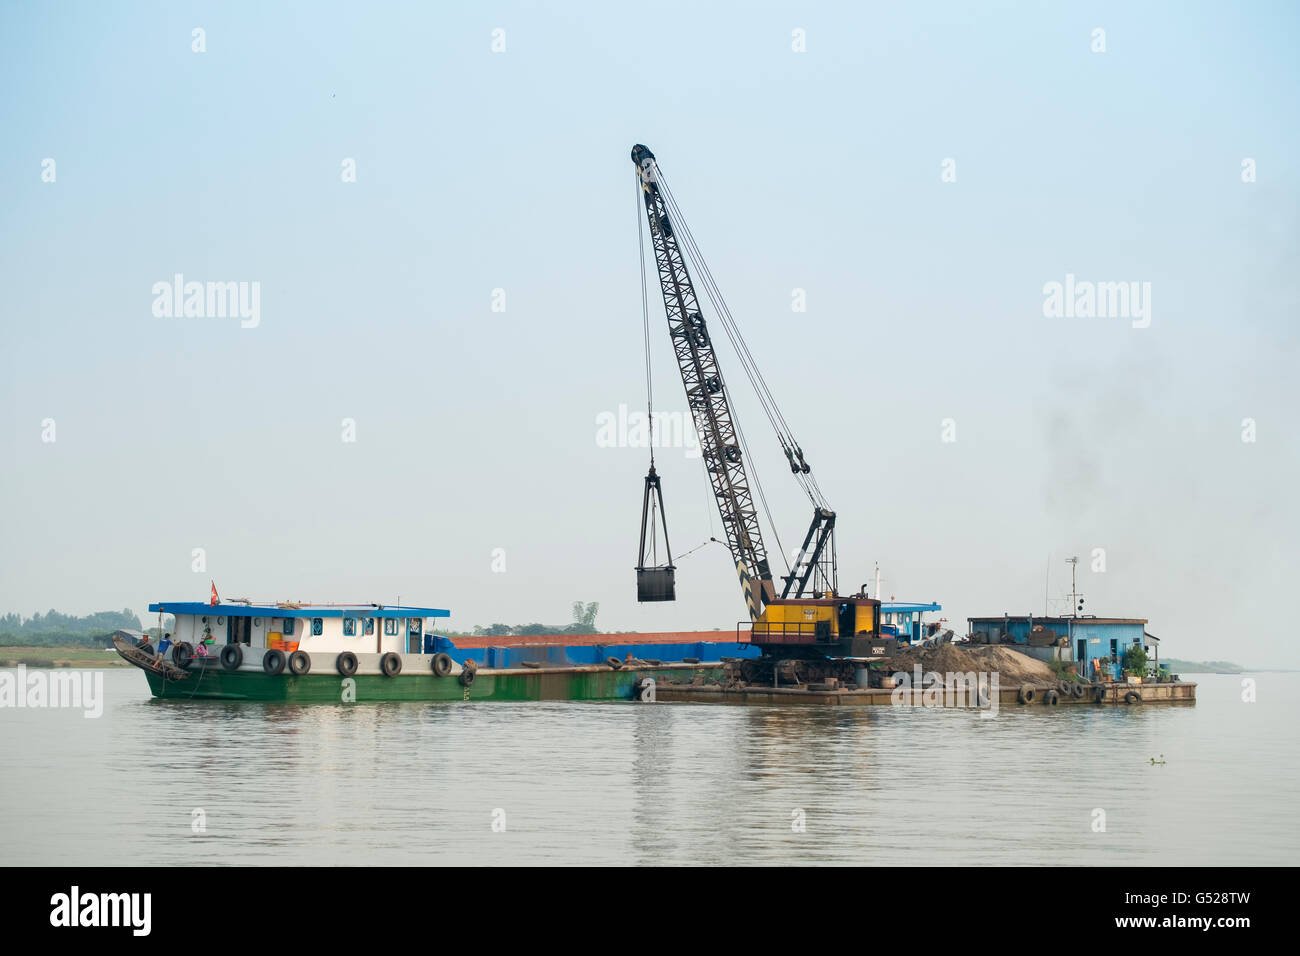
[120,600,738,704]
[142,658,721,703]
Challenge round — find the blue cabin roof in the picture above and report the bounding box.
[149,601,449,619]
[881,602,942,613]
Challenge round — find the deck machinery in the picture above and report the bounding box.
[630,144,882,682]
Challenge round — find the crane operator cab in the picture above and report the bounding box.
[750,594,882,658]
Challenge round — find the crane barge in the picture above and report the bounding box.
[630,144,884,683]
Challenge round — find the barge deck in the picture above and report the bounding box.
[654,679,1197,707]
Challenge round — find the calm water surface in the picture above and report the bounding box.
[1,669,1295,865]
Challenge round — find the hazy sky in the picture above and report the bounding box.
[2,2,1297,664]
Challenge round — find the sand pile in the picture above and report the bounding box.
[886,644,1057,686]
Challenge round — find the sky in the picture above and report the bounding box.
[1,1,1297,665]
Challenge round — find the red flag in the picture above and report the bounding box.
[210,581,219,606]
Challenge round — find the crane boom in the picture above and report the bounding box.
[631,144,774,620]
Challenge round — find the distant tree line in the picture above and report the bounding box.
[466,601,600,638]
[0,608,143,647]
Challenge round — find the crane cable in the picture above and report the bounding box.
[636,176,661,566]
[639,173,790,577]
[638,175,655,467]
[655,167,829,513]
[649,169,793,571]
[654,169,827,509]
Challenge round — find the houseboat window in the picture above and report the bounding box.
[384,618,398,636]
[407,618,422,653]
[312,618,323,636]
[343,618,356,637]
[364,618,375,635]
[283,619,295,636]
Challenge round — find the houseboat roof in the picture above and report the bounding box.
[881,602,942,613]
[149,601,450,619]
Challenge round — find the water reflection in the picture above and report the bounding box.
[0,670,1294,865]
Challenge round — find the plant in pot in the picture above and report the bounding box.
[1122,645,1149,682]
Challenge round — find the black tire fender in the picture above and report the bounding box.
[288,650,311,676]
[379,652,402,677]
[219,643,243,671]
[459,666,476,687]
[606,656,623,670]
[1043,689,1060,706]
[1094,684,1107,703]
[1069,682,1085,698]
[1125,690,1143,705]
[336,651,358,677]
[431,653,454,677]
[1017,684,1036,705]
[171,642,195,667]
[263,649,286,676]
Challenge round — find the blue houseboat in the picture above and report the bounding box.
[967,614,1157,680]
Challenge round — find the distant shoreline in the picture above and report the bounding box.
[1162,659,1295,674]
[0,646,130,668]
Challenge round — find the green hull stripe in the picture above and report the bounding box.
[143,665,721,703]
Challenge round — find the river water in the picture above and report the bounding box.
[0,669,1294,865]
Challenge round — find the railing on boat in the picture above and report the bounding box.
[736,620,833,645]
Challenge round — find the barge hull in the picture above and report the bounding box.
[655,680,1197,707]
[144,662,722,703]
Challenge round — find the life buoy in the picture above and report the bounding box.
[606,657,623,670]
[1125,690,1143,705]
[1017,684,1036,705]
[263,649,286,675]
[379,652,402,677]
[1043,689,1060,706]
[431,653,453,677]
[288,650,311,675]
[219,643,243,671]
[171,642,195,667]
[336,651,358,677]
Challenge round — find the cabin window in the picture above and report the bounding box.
[384,618,398,636]
[343,618,356,637]
[364,618,375,635]
[312,618,323,636]
[283,619,295,636]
